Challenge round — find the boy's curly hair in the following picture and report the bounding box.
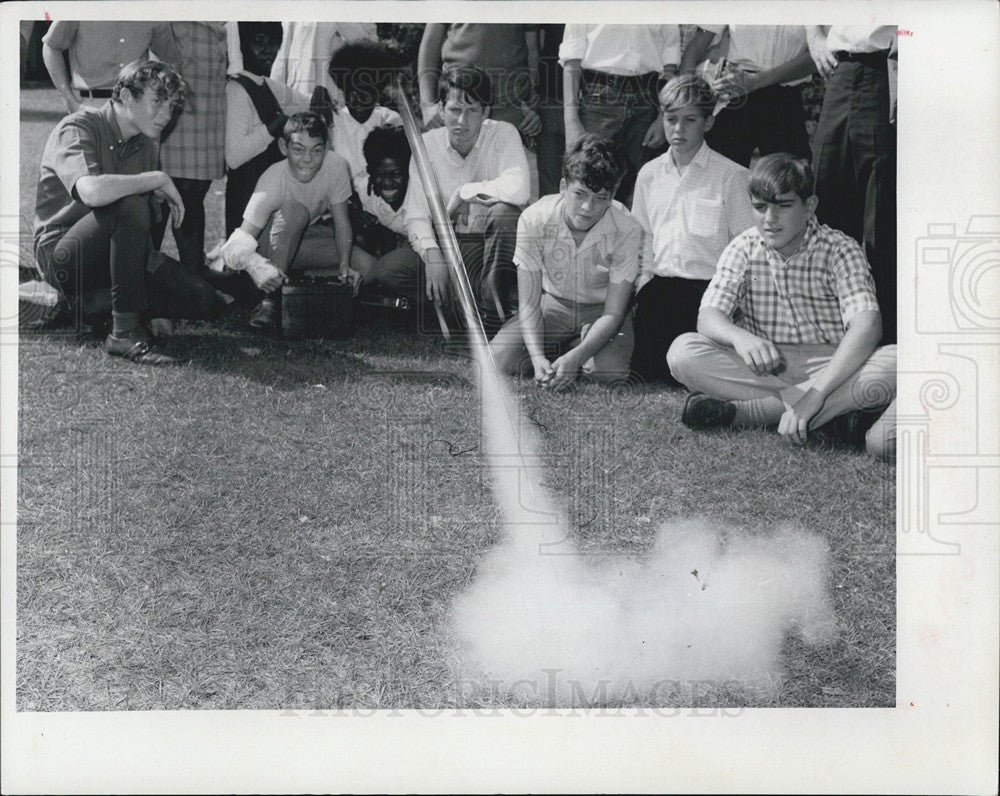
[562,134,627,195]
[328,41,401,105]
[112,60,188,107]
[363,125,411,169]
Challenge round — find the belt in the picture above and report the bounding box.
[834,50,889,70]
[581,69,658,93]
[78,88,113,98]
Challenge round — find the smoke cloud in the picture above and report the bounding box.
[451,349,837,707]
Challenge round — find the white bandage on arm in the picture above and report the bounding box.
[220,228,285,290]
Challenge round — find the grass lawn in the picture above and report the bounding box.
[16,86,895,710]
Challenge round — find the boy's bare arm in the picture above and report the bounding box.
[681,27,716,73]
[330,201,358,293]
[697,306,782,376]
[43,42,80,114]
[516,269,549,380]
[417,24,448,126]
[76,171,184,226]
[562,59,584,151]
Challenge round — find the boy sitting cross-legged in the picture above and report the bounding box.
[666,153,897,460]
[217,111,356,330]
[490,135,640,390]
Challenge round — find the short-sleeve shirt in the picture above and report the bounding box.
[33,102,158,261]
[42,21,177,90]
[242,151,353,230]
[514,194,640,305]
[700,218,881,344]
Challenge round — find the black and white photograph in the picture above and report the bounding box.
[2,1,997,793]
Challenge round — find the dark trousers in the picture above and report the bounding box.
[454,202,522,337]
[812,57,896,343]
[536,102,565,198]
[630,275,711,384]
[706,83,811,168]
[578,77,664,206]
[42,194,217,320]
[152,177,212,273]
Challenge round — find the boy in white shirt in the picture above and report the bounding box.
[630,74,754,384]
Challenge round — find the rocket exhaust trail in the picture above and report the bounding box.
[392,79,837,707]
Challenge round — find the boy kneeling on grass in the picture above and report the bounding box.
[666,153,896,460]
[33,60,225,365]
[217,111,356,331]
[490,134,640,390]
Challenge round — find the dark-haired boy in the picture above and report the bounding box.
[630,74,754,384]
[348,125,422,301]
[402,65,530,335]
[218,111,355,330]
[33,60,220,365]
[666,153,896,460]
[490,135,639,389]
[326,41,402,192]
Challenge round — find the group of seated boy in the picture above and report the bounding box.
[31,53,897,461]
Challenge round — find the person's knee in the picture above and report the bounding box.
[486,202,522,232]
[665,332,703,384]
[277,200,311,230]
[112,194,152,230]
[865,423,895,461]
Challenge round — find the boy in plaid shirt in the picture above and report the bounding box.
[666,153,896,460]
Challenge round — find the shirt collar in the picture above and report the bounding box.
[760,217,821,262]
[662,140,710,176]
[99,101,128,146]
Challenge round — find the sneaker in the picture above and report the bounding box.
[249,297,277,331]
[681,392,736,430]
[103,328,186,365]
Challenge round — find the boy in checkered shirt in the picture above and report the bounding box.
[666,153,896,460]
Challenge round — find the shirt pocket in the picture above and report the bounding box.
[688,196,723,238]
[585,260,611,292]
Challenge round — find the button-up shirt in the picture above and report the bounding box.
[632,142,755,287]
[701,217,881,344]
[42,21,178,90]
[403,119,530,259]
[558,24,681,75]
[514,194,640,305]
[34,101,158,260]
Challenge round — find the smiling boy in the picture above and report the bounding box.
[33,60,221,365]
[629,74,755,384]
[219,111,355,330]
[490,135,639,389]
[666,153,896,460]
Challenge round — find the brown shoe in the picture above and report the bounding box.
[103,328,186,365]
